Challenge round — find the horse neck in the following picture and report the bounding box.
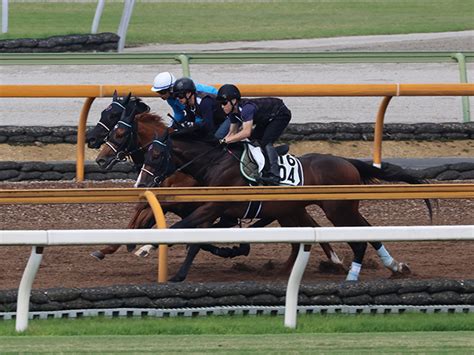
[171,138,227,184]
[136,118,167,148]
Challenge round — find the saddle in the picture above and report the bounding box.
[239,142,303,186]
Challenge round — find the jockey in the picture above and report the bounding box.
[151,72,218,127]
[217,84,292,186]
[172,77,226,135]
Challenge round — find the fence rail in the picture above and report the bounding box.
[2,51,473,65]
[1,184,474,204]
[2,225,473,332]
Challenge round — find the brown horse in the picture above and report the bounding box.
[89,104,270,262]
[94,111,345,272]
[102,111,430,282]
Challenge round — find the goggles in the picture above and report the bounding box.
[174,92,188,99]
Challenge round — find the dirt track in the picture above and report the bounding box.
[0,178,472,290]
[1,140,473,289]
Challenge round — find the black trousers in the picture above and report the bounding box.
[251,105,291,147]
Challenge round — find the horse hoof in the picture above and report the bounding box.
[135,250,149,258]
[90,251,105,261]
[397,262,411,275]
[390,262,411,278]
[168,275,185,283]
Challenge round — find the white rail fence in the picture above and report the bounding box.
[1,225,473,332]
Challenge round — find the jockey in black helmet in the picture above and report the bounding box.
[217,84,292,186]
[151,72,218,126]
[172,77,225,135]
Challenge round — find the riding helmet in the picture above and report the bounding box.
[151,72,176,92]
[172,77,196,95]
[217,84,241,102]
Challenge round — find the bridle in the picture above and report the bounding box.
[104,116,152,170]
[139,134,222,187]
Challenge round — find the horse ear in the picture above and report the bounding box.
[113,90,118,101]
[124,92,132,105]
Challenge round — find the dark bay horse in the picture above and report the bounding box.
[136,124,433,282]
[94,111,345,272]
[86,91,150,149]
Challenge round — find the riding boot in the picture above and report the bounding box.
[259,144,280,186]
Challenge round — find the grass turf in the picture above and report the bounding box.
[1,1,473,45]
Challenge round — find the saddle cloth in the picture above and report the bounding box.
[240,142,304,186]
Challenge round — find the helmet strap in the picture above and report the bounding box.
[230,99,239,113]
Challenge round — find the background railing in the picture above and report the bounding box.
[1,51,472,122]
[1,83,473,180]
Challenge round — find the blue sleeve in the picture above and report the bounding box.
[196,83,218,95]
[195,97,215,131]
[166,97,185,122]
[241,103,256,122]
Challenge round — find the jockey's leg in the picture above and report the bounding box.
[260,144,280,185]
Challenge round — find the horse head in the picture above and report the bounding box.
[95,107,169,171]
[86,91,150,149]
[95,106,138,170]
[136,130,175,188]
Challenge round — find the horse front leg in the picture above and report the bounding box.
[90,244,121,260]
[169,203,223,282]
[169,245,201,282]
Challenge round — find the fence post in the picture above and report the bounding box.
[16,246,44,332]
[1,0,8,33]
[373,96,393,168]
[142,190,168,282]
[117,0,135,53]
[76,97,95,182]
[452,52,471,123]
[284,243,311,329]
[91,0,105,34]
[176,54,191,77]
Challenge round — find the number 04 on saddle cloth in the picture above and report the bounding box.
[240,142,304,186]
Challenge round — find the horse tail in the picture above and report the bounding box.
[346,158,435,221]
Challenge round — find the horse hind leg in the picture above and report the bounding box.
[297,213,346,273]
[322,201,370,281]
[361,217,411,277]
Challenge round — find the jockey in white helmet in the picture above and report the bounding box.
[151,72,218,125]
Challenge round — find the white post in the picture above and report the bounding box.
[2,0,8,34]
[16,246,44,333]
[117,0,135,52]
[91,0,105,34]
[284,243,311,329]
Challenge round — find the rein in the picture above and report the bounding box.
[175,144,222,174]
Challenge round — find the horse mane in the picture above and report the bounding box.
[135,112,167,129]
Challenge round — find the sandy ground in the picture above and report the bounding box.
[2,140,473,161]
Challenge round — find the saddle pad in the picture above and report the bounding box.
[240,144,304,186]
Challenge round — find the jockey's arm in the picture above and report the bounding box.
[167,97,185,122]
[225,120,253,144]
[195,96,215,130]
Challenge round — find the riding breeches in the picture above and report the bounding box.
[251,105,291,147]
